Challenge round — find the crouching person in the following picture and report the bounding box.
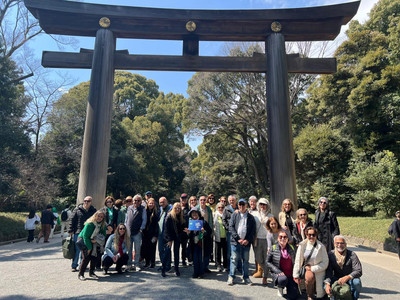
[324,235,362,300]
[102,224,130,274]
[266,230,299,299]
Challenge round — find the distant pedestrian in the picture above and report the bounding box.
[60,205,72,238]
[25,210,40,243]
[314,197,340,252]
[49,207,59,239]
[393,211,400,260]
[36,204,55,243]
[68,196,97,272]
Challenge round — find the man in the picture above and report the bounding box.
[36,204,55,243]
[222,195,238,272]
[393,211,400,259]
[125,194,147,271]
[144,191,152,207]
[60,205,72,238]
[68,196,96,272]
[196,195,214,272]
[158,196,172,271]
[227,198,256,286]
[117,196,133,225]
[325,235,363,300]
[180,193,190,266]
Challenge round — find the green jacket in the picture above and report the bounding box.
[78,222,106,250]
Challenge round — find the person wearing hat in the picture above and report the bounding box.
[185,207,212,278]
[394,211,400,259]
[314,197,340,253]
[324,235,362,300]
[196,195,214,272]
[180,193,190,266]
[144,191,152,207]
[227,199,256,286]
[36,204,55,243]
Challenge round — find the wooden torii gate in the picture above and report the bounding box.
[25,0,360,215]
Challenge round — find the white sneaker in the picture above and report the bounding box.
[277,287,284,297]
[227,276,234,286]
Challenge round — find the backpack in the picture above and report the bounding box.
[61,209,69,221]
[388,220,396,236]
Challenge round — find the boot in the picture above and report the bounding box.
[253,264,263,278]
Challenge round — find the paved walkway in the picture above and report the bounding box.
[0,237,399,299]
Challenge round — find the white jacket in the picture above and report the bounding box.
[25,214,40,230]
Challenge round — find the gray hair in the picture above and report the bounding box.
[249,195,257,202]
[133,194,142,201]
[228,195,236,201]
[334,235,346,243]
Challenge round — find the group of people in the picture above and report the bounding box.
[24,192,371,299]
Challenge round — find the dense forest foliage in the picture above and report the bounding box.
[0,0,399,216]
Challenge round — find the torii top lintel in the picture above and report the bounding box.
[24,0,360,42]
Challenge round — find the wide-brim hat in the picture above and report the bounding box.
[258,198,270,206]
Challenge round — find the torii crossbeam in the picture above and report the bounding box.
[25,0,360,213]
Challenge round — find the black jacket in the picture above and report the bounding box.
[102,206,119,229]
[222,205,235,231]
[266,243,296,275]
[68,204,97,234]
[293,219,313,245]
[143,207,159,239]
[164,214,186,243]
[393,218,400,239]
[229,211,256,246]
[325,249,362,284]
[188,216,213,256]
[41,209,55,225]
[314,209,340,252]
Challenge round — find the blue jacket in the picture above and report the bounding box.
[102,233,128,261]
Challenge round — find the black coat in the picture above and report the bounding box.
[314,209,340,252]
[293,219,313,245]
[103,206,118,229]
[143,208,159,239]
[393,218,400,239]
[163,214,186,243]
[67,204,97,235]
[188,216,213,256]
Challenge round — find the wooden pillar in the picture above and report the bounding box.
[266,33,297,217]
[77,29,115,209]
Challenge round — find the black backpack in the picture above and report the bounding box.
[61,209,69,221]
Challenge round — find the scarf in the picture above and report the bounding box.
[90,222,105,257]
[335,248,347,269]
[281,246,290,259]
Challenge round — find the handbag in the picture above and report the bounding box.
[299,242,317,279]
[62,236,76,259]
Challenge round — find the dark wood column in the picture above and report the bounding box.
[77,29,115,209]
[266,33,297,217]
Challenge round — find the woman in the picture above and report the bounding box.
[314,197,340,252]
[102,223,130,274]
[252,198,273,284]
[206,194,217,213]
[25,210,40,243]
[266,216,293,251]
[293,208,313,245]
[142,198,159,268]
[267,230,299,299]
[189,196,198,209]
[293,226,329,300]
[219,196,227,207]
[187,207,212,278]
[213,202,228,272]
[278,198,296,235]
[162,202,186,277]
[103,196,118,231]
[77,210,107,281]
[248,196,258,214]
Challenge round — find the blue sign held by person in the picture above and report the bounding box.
[189,220,203,231]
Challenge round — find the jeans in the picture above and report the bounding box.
[158,235,171,270]
[229,243,250,279]
[72,234,82,268]
[129,232,142,266]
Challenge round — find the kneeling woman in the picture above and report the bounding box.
[102,224,130,274]
[77,210,107,280]
[293,226,329,300]
[267,230,299,300]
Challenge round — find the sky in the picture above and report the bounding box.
[26,0,380,150]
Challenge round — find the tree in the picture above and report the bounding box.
[346,150,400,217]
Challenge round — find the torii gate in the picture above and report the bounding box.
[25,0,360,215]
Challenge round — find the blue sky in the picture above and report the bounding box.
[26,0,379,150]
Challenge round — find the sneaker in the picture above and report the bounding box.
[89,272,99,279]
[71,268,78,272]
[78,275,86,281]
[243,278,253,286]
[136,266,142,272]
[277,287,284,297]
[227,276,234,286]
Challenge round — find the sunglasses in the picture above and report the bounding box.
[335,242,345,245]
[307,233,316,237]
[106,201,113,204]
[320,201,327,205]
[83,200,91,203]
[126,200,132,203]
[299,213,307,216]
[118,228,126,231]
[238,202,246,206]
[133,200,141,202]
[278,236,288,239]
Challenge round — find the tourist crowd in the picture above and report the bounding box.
[32,193,368,300]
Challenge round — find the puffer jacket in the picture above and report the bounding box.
[266,243,296,275]
[68,204,97,235]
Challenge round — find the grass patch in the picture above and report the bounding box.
[337,216,393,244]
[0,212,30,242]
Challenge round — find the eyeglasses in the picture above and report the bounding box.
[209,198,214,200]
[278,236,288,239]
[299,214,307,216]
[307,233,316,237]
[284,203,291,206]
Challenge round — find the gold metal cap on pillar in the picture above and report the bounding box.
[99,17,111,28]
[186,21,197,32]
[271,21,282,32]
